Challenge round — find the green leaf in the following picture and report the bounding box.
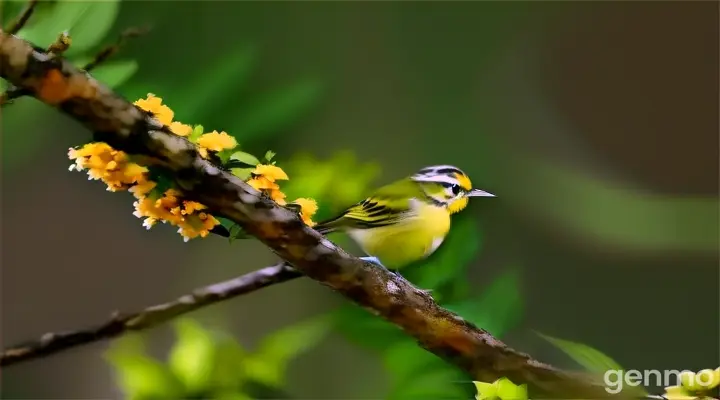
[170,45,256,121]
[207,332,248,391]
[230,80,322,141]
[230,151,260,166]
[168,319,217,393]
[495,378,527,400]
[536,333,624,374]
[231,168,255,181]
[413,216,481,290]
[228,224,249,242]
[105,336,182,399]
[63,0,121,55]
[189,125,204,142]
[474,378,528,400]
[88,59,138,89]
[264,150,276,162]
[445,269,523,337]
[242,316,330,387]
[18,1,88,48]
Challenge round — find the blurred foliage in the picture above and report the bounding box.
[1,0,138,167]
[538,334,720,398]
[124,45,323,149]
[106,317,330,399]
[281,151,382,220]
[513,158,719,253]
[473,378,528,400]
[537,332,625,375]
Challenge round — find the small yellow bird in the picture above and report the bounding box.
[314,165,494,280]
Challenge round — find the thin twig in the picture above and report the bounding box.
[0,31,648,399]
[0,263,302,367]
[5,0,38,35]
[82,26,150,72]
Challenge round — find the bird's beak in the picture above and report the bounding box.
[467,188,495,197]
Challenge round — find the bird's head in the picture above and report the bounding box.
[411,165,495,214]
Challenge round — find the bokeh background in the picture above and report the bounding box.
[1,1,718,399]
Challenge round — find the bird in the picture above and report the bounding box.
[313,164,495,288]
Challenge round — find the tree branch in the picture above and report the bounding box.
[0,263,301,367]
[0,30,636,398]
[1,27,148,106]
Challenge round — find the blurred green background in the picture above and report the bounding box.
[1,1,718,399]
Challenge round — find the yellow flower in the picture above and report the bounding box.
[134,93,174,125]
[169,121,192,136]
[129,180,157,199]
[247,176,280,191]
[253,164,288,181]
[196,130,237,152]
[133,189,220,241]
[244,164,291,204]
[292,198,318,226]
[68,143,148,191]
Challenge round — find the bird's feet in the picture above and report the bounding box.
[360,257,433,297]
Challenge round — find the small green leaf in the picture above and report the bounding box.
[230,151,260,166]
[106,336,182,399]
[18,1,88,48]
[495,378,527,400]
[537,333,624,374]
[228,224,249,242]
[230,80,322,141]
[63,0,121,55]
[264,150,276,162]
[189,125,204,142]
[168,319,217,393]
[88,59,138,89]
[474,378,528,400]
[445,269,523,337]
[231,168,254,181]
[243,316,330,387]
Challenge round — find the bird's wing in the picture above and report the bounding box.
[314,179,422,232]
[338,197,415,229]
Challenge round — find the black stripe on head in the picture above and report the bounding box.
[437,167,462,175]
[416,165,464,177]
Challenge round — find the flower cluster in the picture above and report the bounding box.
[68,93,318,241]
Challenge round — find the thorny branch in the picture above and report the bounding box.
[0,263,302,366]
[0,29,659,400]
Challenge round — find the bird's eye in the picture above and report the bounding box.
[450,184,461,196]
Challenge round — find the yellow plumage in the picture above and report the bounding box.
[314,165,494,272]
